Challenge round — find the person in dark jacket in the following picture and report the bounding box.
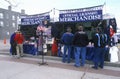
[73,26,89,67]
[92,27,107,69]
[61,27,74,63]
[10,32,16,56]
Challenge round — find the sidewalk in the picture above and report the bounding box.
[0,39,10,54]
[0,39,120,67]
[0,39,120,79]
[0,55,120,79]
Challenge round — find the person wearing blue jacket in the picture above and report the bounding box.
[10,32,16,56]
[61,27,74,63]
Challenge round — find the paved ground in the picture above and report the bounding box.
[0,55,120,79]
[0,39,120,79]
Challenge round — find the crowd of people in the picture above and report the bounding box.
[60,25,109,70]
[10,25,118,70]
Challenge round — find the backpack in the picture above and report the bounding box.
[100,34,107,47]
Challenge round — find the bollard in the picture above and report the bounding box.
[4,38,6,44]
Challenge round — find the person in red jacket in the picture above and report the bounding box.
[14,31,24,58]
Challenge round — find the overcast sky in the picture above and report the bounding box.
[0,0,120,28]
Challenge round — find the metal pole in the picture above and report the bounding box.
[39,30,48,65]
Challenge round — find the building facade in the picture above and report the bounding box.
[0,6,25,39]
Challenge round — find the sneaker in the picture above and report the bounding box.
[20,53,24,57]
[74,64,80,67]
[62,61,66,63]
[16,55,20,59]
[81,65,84,67]
[99,65,103,69]
[20,55,24,57]
[91,66,98,70]
[12,55,15,57]
[67,61,70,63]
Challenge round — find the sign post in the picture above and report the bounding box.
[36,25,48,65]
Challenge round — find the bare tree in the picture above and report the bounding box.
[4,0,20,8]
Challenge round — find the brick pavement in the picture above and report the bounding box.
[0,55,120,78]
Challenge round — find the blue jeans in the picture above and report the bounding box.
[62,45,72,63]
[93,47,105,68]
[74,47,86,66]
[99,48,106,68]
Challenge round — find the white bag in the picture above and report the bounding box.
[61,45,68,55]
[109,46,119,62]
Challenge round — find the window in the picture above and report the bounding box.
[12,22,15,28]
[6,22,9,27]
[7,31,10,35]
[17,16,20,20]
[0,21,4,27]
[6,14,9,19]
[0,13,3,19]
[17,16,21,25]
[12,15,15,20]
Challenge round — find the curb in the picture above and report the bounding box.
[0,52,120,67]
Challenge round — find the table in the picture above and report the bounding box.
[23,44,37,55]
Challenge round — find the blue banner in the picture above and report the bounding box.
[21,12,50,26]
[21,15,50,25]
[59,10,102,22]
